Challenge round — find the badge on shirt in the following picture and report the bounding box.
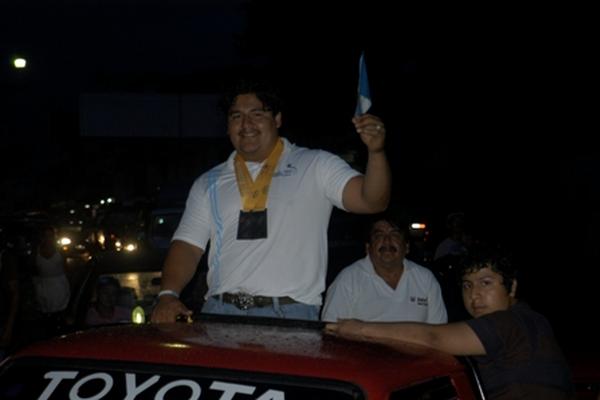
[237,209,267,240]
[234,139,283,241]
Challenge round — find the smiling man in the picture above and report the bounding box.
[321,216,447,323]
[326,244,574,400]
[152,77,391,322]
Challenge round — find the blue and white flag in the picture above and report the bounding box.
[355,51,372,116]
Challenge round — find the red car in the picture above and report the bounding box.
[0,315,482,399]
[568,350,600,400]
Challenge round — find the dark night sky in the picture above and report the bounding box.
[1,1,599,344]
[1,2,594,214]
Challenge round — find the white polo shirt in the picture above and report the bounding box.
[321,255,448,323]
[173,138,361,306]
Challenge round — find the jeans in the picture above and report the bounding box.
[202,296,319,321]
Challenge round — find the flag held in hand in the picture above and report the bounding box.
[355,52,372,116]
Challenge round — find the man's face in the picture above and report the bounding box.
[227,93,281,162]
[461,267,516,318]
[367,220,408,267]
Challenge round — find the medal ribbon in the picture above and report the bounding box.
[234,139,284,212]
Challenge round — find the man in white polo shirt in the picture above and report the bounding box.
[151,78,391,322]
[322,216,447,323]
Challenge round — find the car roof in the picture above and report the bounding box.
[87,247,165,273]
[11,316,466,395]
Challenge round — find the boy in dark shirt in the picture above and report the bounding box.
[326,244,573,399]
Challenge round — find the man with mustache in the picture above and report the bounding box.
[321,216,447,323]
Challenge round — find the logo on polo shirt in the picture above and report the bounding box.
[275,163,297,177]
[410,296,429,306]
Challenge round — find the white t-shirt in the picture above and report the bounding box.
[173,138,361,306]
[321,255,448,323]
[434,237,467,260]
[34,251,70,313]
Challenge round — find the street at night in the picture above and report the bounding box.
[1,2,598,396]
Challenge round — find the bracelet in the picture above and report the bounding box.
[158,289,179,299]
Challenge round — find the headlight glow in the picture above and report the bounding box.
[124,243,137,252]
[59,237,72,246]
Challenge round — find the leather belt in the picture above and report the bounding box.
[215,292,297,310]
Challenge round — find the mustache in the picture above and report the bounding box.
[378,245,398,253]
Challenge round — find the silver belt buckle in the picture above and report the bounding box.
[234,292,255,310]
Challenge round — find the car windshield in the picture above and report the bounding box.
[85,271,161,326]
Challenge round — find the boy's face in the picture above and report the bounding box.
[461,266,516,318]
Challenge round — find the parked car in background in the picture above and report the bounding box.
[65,247,206,332]
[66,249,161,329]
[0,211,50,259]
[55,220,93,262]
[146,206,183,250]
[94,203,147,252]
[0,315,483,399]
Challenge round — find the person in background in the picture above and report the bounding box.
[433,211,472,321]
[434,211,469,261]
[152,77,391,322]
[32,226,70,337]
[326,243,573,400]
[322,215,447,323]
[85,276,132,326]
[0,229,19,360]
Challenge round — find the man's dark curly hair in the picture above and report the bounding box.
[364,213,410,244]
[460,243,518,292]
[219,77,283,117]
